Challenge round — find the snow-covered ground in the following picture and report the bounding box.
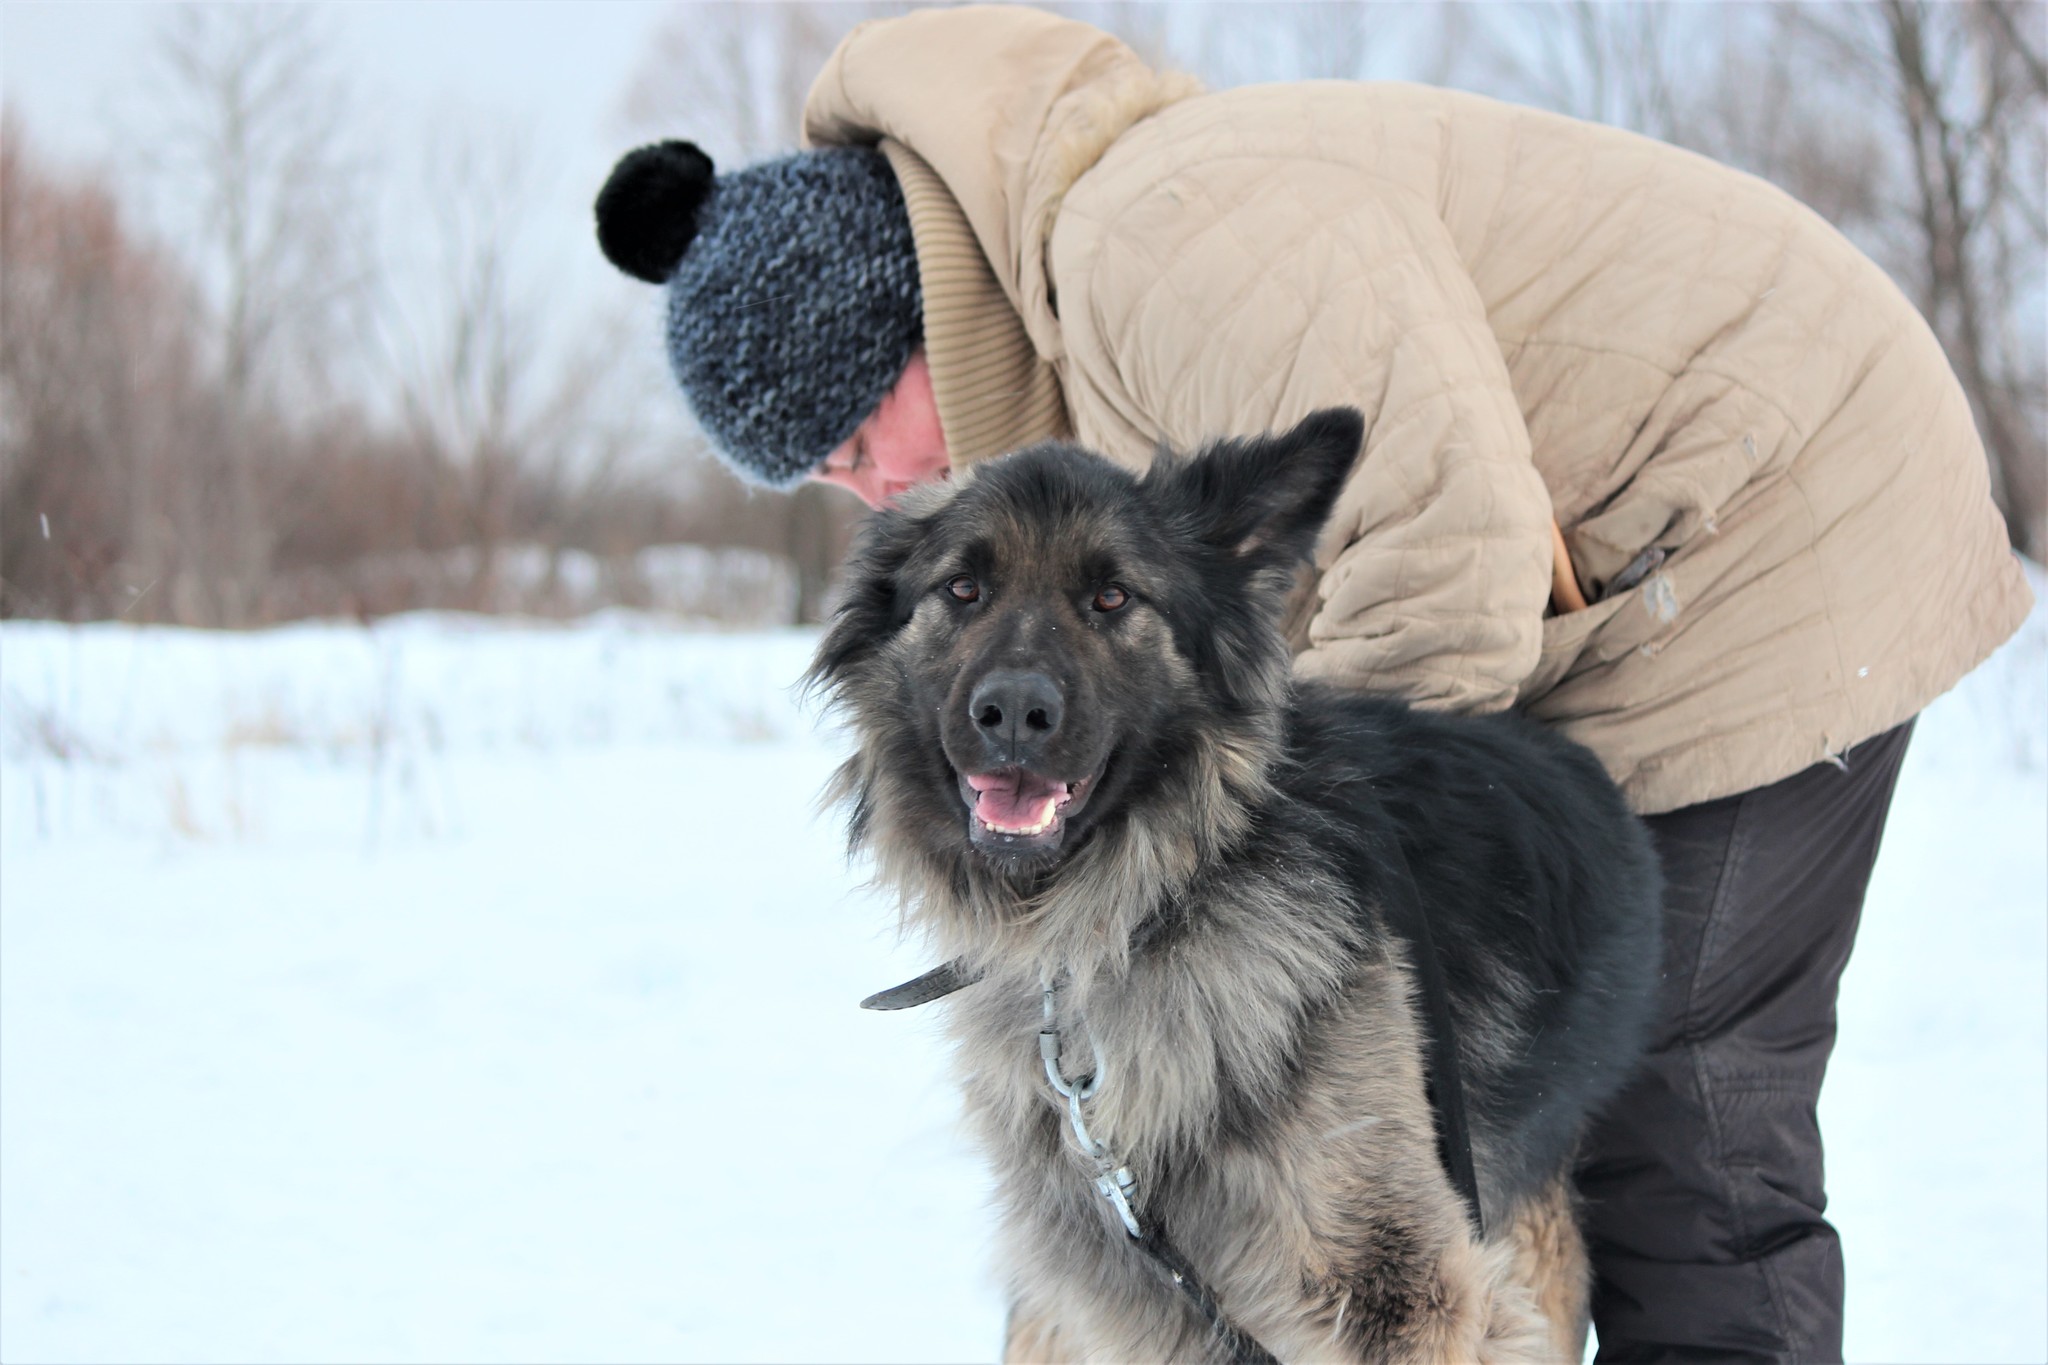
[3,582,2043,1364]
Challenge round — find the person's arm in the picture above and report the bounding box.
[1059,160,1554,713]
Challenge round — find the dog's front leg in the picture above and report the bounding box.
[1497,1176,1591,1364]
[1001,1298,1080,1364]
[1252,1114,1555,1361]
[1286,1220,1555,1365]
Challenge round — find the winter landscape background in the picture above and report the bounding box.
[4,2,2045,1361]
[3,566,2044,1363]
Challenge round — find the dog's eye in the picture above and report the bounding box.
[1093,585,1130,612]
[947,575,980,603]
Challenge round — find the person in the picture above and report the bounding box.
[594,7,2033,1360]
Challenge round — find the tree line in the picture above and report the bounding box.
[1,6,859,627]
[3,2,2038,628]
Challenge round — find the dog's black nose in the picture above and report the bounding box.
[968,670,1063,761]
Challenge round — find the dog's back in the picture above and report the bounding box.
[1283,687,1663,1221]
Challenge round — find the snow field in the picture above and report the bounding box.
[2,585,2043,1363]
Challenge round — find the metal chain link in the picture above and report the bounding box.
[1039,978,1142,1238]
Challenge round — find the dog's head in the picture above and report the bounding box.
[808,409,1362,950]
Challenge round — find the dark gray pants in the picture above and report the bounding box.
[1577,721,1915,1364]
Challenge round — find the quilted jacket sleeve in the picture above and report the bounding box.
[1058,158,1555,713]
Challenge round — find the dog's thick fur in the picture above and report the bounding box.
[808,410,1663,1363]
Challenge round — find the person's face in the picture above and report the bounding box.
[812,348,950,508]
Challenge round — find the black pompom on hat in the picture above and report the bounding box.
[595,141,715,284]
[594,140,923,488]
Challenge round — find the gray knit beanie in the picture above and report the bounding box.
[594,140,923,488]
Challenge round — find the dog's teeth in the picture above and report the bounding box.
[982,806,1058,836]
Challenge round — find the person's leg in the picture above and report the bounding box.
[1577,721,1915,1364]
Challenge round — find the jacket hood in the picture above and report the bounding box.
[803,5,1196,366]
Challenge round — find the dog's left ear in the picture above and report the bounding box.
[1149,407,1365,573]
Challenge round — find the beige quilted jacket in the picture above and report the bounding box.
[804,6,2032,814]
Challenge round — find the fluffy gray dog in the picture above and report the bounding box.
[807,409,1663,1363]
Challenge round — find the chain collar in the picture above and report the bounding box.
[1039,977,1142,1238]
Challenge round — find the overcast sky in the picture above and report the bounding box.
[2,2,672,196]
[3,1,685,403]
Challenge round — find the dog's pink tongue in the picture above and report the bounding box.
[967,771,1067,832]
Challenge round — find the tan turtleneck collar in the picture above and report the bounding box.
[879,140,1069,471]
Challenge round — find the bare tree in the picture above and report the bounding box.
[147,5,369,412]
[0,114,211,621]
[384,127,534,607]
[1867,0,2044,559]
[1735,2,2046,558]
[136,5,373,621]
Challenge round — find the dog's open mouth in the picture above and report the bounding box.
[959,767,1096,855]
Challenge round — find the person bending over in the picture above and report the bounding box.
[595,8,2031,1360]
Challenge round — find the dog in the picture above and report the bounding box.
[807,409,1663,1363]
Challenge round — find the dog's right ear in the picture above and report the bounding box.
[1149,407,1365,574]
[805,505,926,688]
